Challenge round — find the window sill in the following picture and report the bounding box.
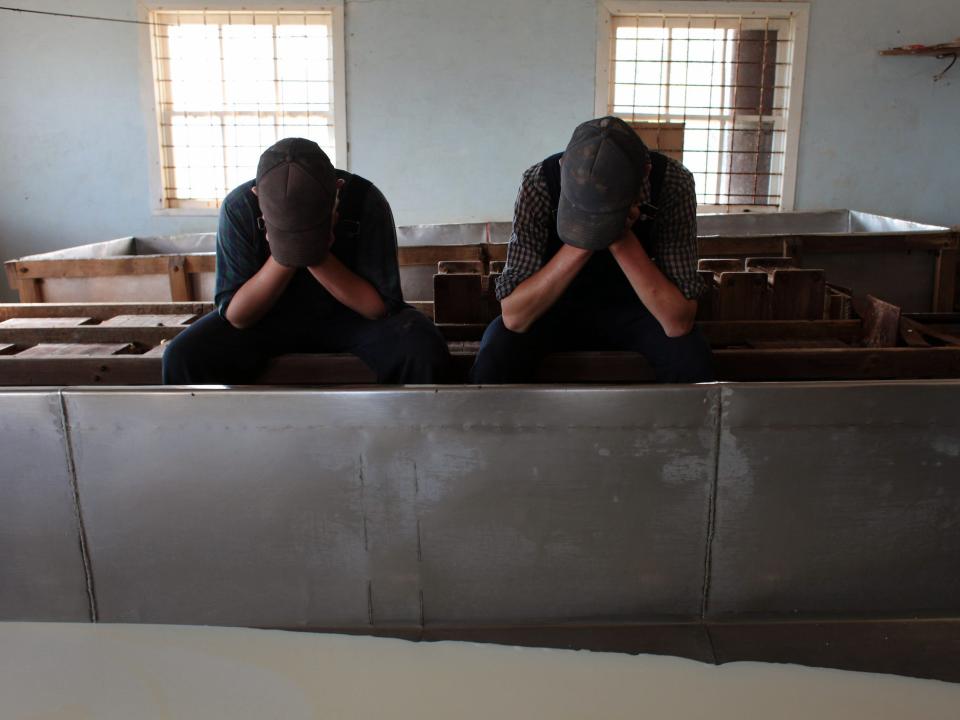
[152,207,220,218]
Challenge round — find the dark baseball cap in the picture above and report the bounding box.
[557,116,650,251]
[255,137,337,267]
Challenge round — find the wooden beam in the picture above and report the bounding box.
[397,245,485,266]
[0,317,93,328]
[933,248,958,312]
[0,302,214,322]
[699,320,861,346]
[900,316,960,347]
[167,255,192,301]
[0,325,184,346]
[713,347,960,380]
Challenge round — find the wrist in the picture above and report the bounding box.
[266,255,298,275]
[609,229,638,255]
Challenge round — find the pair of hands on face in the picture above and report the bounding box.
[568,203,644,258]
[252,182,341,270]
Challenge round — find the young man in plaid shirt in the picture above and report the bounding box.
[470,116,713,383]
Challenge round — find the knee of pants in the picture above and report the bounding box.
[658,330,714,383]
[469,316,537,384]
[390,315,452,382]
[160,331,194,384]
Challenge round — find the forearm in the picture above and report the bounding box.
[308,254,387,320]
[224,256,297,329]
[501,244,592,333]
[610,234,697,337]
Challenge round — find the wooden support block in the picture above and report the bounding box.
[900,316,960,347]
[0,317,93,328]
[769,269,826,320]
[933,248,958,312]
[716,272,769,321]
[99,314,196,327]
[434,273,483,324]
[745,257,797,272]
[899,319,931,347]
[489,260,506,274]
[14,343,132,358]
[4,261,19,293]
[854,295,901,348]
[0,343,15,356]
[18,278,43,303]
[698,258,745,278]
[168,255,191,301]
[437,260,483,275]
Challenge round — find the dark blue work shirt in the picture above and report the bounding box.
[214,171,407,322]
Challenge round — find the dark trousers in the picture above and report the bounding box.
[469,301,714,384]
[162,306,451,385]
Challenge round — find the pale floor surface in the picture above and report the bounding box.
[2,623,959,719]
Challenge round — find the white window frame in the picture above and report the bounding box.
[142,2,347,216]
[596,1,809,212]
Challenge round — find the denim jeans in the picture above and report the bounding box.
[469,300,714,384]
[162,305,451,385]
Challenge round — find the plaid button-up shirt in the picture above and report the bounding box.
[495,156,705,302]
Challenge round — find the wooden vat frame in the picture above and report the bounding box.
[6,230,958,312]
[1,301,959,386]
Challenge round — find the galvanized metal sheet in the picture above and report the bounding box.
[396,223,487,247]
[697,209,947,236]
[0,390,90,620]
[413,386,719,623]
[63,387,718,629]
[64,390,376,628]
[709,381,960,617]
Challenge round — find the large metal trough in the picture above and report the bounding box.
[6,210,957,312]
[2,382,958,682]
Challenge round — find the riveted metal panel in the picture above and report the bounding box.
[0,390,90,620]
[65,390,376,628]
[413,386,719,623]
[709,381,960,617]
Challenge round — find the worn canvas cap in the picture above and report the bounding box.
[255,137,337,267]
[556,116,650,251]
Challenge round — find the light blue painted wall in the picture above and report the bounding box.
[0,0,958,301]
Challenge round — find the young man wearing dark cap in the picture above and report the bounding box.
[469,116,713,384]
[162,137,451,384]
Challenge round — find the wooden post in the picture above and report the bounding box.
[933,248,958,312]
[167,255,192,302]
[18,278,43,303]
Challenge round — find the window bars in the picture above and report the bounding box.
[150,10,337,209]
[608,13,798,209]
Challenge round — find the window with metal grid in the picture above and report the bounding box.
[601,3,808,211]
[149,10,343,210]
